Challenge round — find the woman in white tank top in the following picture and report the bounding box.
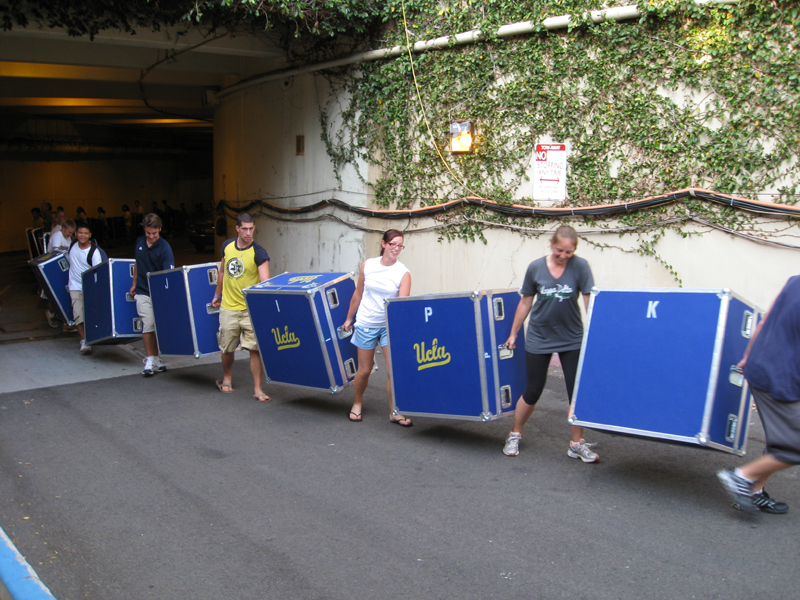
[342,230,412,426]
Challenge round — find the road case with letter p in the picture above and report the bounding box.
[569,288,759,455]
[385,289,526,421]
[148,263,221,358]
[82,258,142,345]
[244,272,358,393]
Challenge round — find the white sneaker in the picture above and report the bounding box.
[79,339,92,354]
[154,356,167,372]
[568,440,599,463]
[142,357,155,377]
[503,432,521,456]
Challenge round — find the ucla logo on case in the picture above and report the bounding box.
[288,275,321,284]
[414,338,451,371]
[272,326,300,350]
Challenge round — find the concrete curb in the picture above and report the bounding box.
[0,526,56,600]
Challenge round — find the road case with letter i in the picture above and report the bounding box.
[244,272,359,393]
[82,258,142,345]
[569,288,760,455]
[29,250,74,325]
[148,263,221,358]
[385,289,526,421]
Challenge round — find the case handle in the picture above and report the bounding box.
[133,318,143,333]
[337,326,352,340]
[498,344,513,360]
[125,292,135,302]
[729,365,744,387]
[208,268,218,285]
[129,264,135,278]
[207,303,220,315]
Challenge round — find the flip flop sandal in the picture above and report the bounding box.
[216,379,234,393]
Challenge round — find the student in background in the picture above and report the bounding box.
[130,213,175,377]
[68,222,103,354]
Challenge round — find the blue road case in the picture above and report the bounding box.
[385,290,527,421]
[148,263,221,358]
[568,288,760,455]
[244,272,359,393]
[29,250,74,325]
[82,258,142,345]
[25,227,45,259]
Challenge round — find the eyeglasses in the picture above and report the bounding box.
[387,242,405,249]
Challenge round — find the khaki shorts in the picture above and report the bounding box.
[218,307,258,352]
[134,294,156,334]
[69,290,85,325]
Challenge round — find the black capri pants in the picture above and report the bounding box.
[522,349,581,406]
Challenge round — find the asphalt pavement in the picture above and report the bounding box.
[2,238,800,599]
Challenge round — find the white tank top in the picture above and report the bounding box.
[355,256,409,327]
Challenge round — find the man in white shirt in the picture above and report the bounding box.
[44,219,76,328]
[68,222,103,353]
[47,219,74,252]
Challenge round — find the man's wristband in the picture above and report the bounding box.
[213,295,222,299]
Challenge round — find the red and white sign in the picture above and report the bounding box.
[533,143,567,202]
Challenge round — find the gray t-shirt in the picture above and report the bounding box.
[520,255,594,353]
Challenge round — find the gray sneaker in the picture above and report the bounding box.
[503,433,521,456]
[748,488,789,514]
[79,339,92,354]
[568,441,599,463]
[154,356,167,372]
[717,469,756,513]
[142,357,155,377]
[46,310,59,328]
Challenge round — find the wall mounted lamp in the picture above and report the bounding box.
[449,120,475,154]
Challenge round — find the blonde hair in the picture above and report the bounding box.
[550,225,578,247]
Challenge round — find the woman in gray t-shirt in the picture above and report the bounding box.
[502,226,598,463]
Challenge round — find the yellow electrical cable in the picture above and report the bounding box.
[400,0,485,200]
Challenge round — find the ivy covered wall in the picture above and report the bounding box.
[319,0,800,223]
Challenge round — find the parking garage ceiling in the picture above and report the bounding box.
[0,23,285,157]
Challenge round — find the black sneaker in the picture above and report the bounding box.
[717,469,756,513]
[744,489,789,514]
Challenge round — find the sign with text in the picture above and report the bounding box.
[533,143,567,202]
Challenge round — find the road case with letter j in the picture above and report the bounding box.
[149,262,221,358]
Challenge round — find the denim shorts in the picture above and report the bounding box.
[351,325,388,350]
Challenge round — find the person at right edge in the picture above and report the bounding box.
[502,225,598,463]
[717,275,800,515]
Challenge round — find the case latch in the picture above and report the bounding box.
[741,311,754,338]
[493,297,505,320]
[327,287,340,309]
